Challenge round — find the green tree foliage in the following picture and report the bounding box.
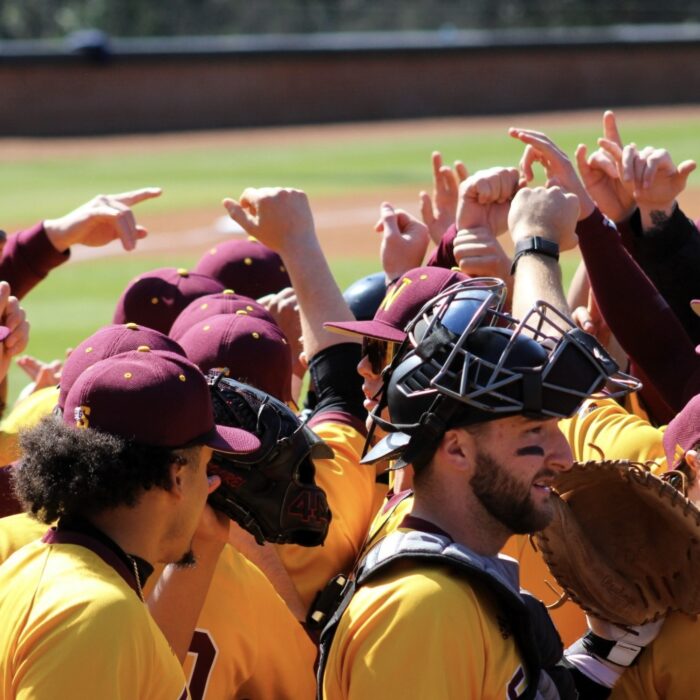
[0,0,698,39]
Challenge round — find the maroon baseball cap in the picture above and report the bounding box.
[325,266,468,343]
[113,267,225,334]
[58,323,186,411]
[193,238,291,299]
[178,314,293,402]
[663,394,700,469]
[64,348,260,454]
[169,290,276,342]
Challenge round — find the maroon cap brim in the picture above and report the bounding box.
[0,326,11,343]
[324,320,407,344]
[205,424,260,454]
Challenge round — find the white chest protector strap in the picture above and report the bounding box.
[316,530,553,700]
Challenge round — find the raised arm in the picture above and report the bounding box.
[0,187,162,301]
[508,186,579,324]
[511,127,700,413]
[43,187,162,252]
[596,133,700,342]
[224,187,356,360]
[576,110,636,226]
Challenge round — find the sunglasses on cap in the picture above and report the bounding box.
[361,337,397,375]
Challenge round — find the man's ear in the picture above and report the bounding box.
[298,351,308,370]
[682,450,700,506]
[684,449,700,480]
[168,458,187,497]
[437,428,475,473]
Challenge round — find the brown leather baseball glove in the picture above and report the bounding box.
[533,459,700,626]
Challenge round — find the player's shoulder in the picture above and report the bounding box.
[216,544,274,600]
[38,543,149,616]
[651,609,700,648]
[1,541,147,633]
[0,513,48,564]
[354,558,483,620]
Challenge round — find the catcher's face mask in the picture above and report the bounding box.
[364,290,641,467]
[206,374,333,546]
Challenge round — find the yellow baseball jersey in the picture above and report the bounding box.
[0,512,46,564]
[559,397,666,471]
[0,433,19,470]
[322,562,530,699]
[363,489,414,551]
[7,513,314,700]
[180,544,316,700]
[610,612,699,699]
[277,420,378,610]
[0,386,59,467]
[0,535,188,700]
[1,385,59,435]
[366,491,586,648]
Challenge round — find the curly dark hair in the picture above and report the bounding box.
[13,415,192,524]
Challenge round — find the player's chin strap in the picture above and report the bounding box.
[393,398,461,470]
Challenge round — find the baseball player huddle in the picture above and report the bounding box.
[0,110,698,699]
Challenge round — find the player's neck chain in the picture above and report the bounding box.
[128,555,145,602]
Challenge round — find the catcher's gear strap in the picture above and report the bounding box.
[307,343,366,430]
[316,530,547,700]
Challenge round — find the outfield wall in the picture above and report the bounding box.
[2,25,699,135]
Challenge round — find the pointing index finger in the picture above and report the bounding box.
[110,187,163,207]
[603,110,623,148]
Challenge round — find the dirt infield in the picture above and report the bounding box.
[5,105,700,263]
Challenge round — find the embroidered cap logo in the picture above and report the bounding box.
[74,406,91,429]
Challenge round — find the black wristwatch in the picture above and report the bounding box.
[510,236,560,275]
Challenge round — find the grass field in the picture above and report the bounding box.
[3,112,699,227]
[3,107,699,404]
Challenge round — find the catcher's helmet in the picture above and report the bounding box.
[207,374,332,546]
[363,286,640,468]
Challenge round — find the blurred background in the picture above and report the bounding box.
[1,1,700,135]
[0,1,698,401]
[2,0,700,38]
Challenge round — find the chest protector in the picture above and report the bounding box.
[316,530,552,700]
